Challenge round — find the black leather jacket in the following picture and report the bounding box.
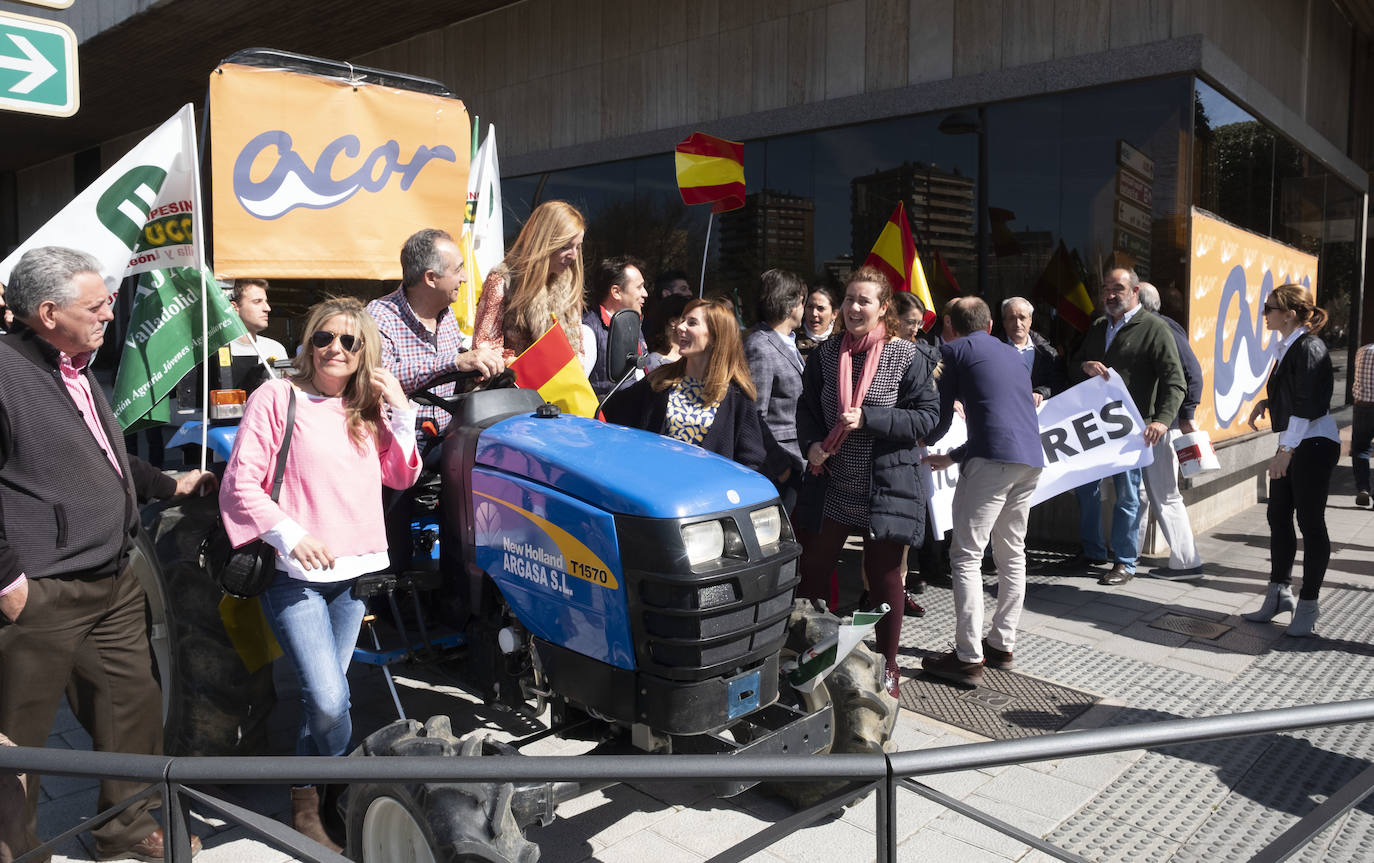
[1267,332,1333,434]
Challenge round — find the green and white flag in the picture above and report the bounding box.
[0,104,201,294]
[112,267,245,430]
[785,606,889,693]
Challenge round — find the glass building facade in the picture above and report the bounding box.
[504,75,1362,405]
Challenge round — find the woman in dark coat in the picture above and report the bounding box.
[794,267,941,699]
[1242,282,1339,637]
[605,297,790,482]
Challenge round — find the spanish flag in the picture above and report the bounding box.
[864,202,936,330]
[675,133,745,213]
[1033,241,1095,332]
[509,320,600,418]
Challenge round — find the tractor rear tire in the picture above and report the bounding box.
[764,601,898,809]
[346,715,541,863]
[142,496,276,756]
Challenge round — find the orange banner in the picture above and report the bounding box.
[210,63,469,279]
[1189,208,1318,443]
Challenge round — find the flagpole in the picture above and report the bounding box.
[698,210,713,298]
[187,106,211,473]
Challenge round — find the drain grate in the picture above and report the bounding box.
[899,667,1101,740]
[1149,613,1232,640]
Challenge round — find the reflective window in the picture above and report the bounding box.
[1194,79,1363,403]
[500,74,1355,394]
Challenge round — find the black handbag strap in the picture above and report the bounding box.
[269,388,297,502]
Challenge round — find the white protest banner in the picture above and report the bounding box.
[1029,371,1154,505]
[0,104,201,298]
[922,371,1154,538]
[920,414,966,538]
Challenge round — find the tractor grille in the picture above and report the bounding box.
[627,552,800,681]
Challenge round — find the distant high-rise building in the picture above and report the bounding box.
[851,163,977,274]
[717,190,816,319]
[719,190,816,278]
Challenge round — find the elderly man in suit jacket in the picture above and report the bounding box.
[1001,296,1066,404]
[744,269,808,487]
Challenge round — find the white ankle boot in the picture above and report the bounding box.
[1285,599,1320,637]
[1242,583,1296,622]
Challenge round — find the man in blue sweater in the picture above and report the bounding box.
[921,297,1044,687]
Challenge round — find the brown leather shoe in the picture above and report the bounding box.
[292,785,343,853]
[921,650,984,688]
[100,828,202,861]
[981,638,1014,670]
[1098,563,1133,586]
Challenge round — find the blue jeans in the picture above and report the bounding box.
[1075,469,1144,572]
[260,574,365,758]
[1352,403,1373,493]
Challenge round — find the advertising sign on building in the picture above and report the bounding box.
[210,63,470,279]
[1188,208,1319,443]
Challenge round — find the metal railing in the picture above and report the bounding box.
[4,698,1374,863]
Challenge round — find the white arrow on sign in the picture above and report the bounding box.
[0,33,55,94]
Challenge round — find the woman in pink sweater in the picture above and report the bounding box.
[219,297,421,850]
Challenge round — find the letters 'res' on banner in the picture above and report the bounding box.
[1189,208,1318,443]
[674,133,745,213]
[210,63,470,279]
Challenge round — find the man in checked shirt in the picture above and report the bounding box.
[1353,339,1374,508]
[366,228,505,434]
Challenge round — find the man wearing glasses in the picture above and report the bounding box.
[366,228,504,433]
[1067,267,1186,587]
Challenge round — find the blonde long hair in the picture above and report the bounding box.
[499,200,586,353]
[650,297,756,404]
[292,297,384,447]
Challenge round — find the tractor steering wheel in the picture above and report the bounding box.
[408,368,516,417]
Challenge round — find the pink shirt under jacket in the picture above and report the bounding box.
[219,378,421,557]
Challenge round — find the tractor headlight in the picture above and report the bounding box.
[750,505,783,548]
[681,520,725,566]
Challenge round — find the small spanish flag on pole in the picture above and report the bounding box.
[1033,241,1094,332]
[674,132,746,213]
[509,319,600,418]
[864,202,937,330]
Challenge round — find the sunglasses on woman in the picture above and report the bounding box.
[310,329,362,352]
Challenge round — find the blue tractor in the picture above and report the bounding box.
[151,317,897,862]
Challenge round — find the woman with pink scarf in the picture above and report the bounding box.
[793,266,942,700]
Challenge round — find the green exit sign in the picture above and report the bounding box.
[0,10,78,117]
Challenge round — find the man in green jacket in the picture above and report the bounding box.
[1068,267,1186,586]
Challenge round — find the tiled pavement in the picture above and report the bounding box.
[30,469,1374,862]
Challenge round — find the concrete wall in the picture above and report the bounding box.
[351,0,1355,168]
[11,1,1363,243]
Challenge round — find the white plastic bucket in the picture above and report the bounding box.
[1174,430,1220,477]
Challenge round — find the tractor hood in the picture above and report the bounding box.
[474,413,779,520]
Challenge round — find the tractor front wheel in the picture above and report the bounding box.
[763,600,898,808]
[346,716,542,863]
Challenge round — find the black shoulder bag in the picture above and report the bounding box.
[200,388,298,598]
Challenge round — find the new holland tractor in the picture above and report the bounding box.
[140,313,897,862]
